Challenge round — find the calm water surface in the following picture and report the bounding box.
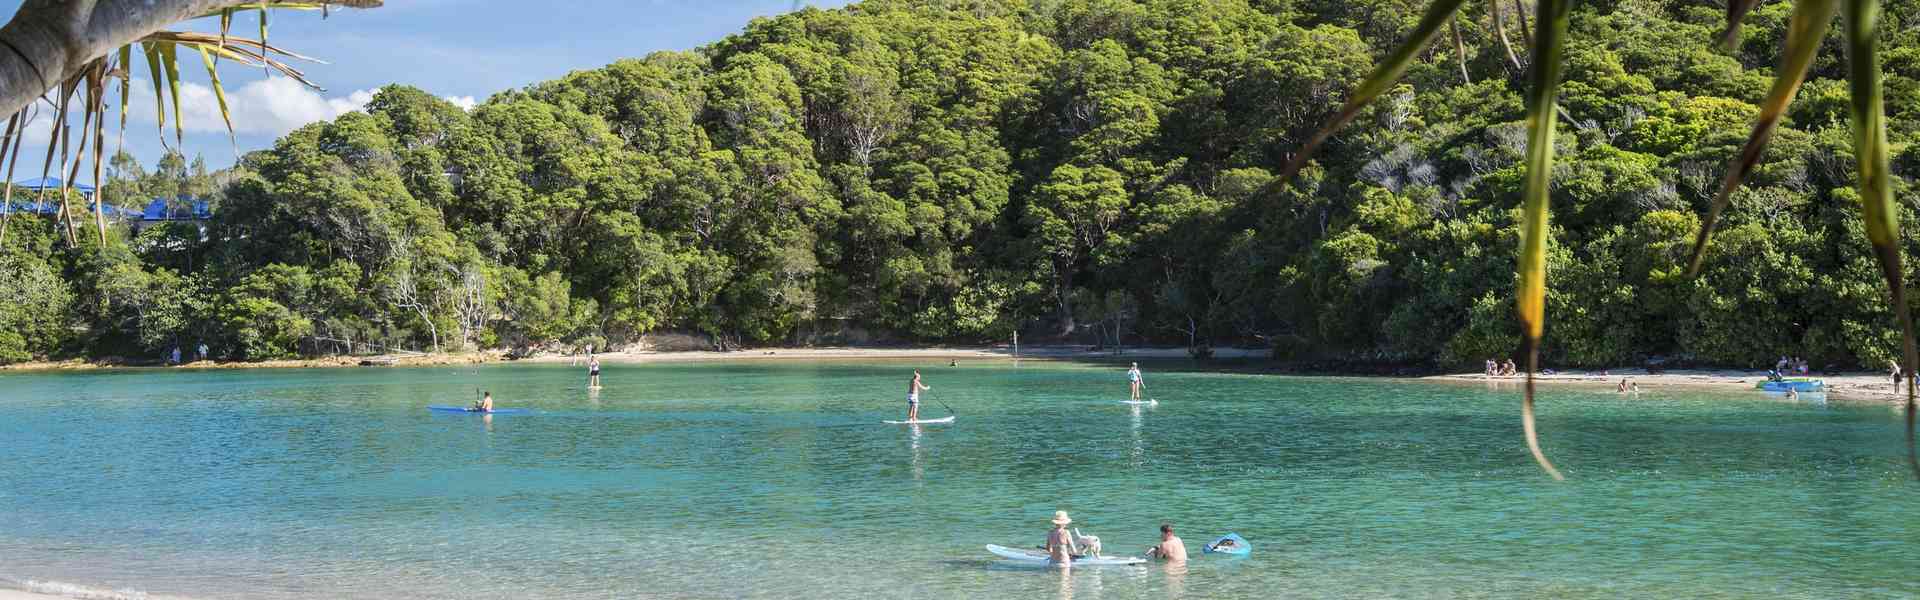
[0,361,1915,599]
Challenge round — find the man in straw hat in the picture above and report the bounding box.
[1045,510,1081,566]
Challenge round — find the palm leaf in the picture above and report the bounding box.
[0,110,20,246]
[1684,0,1838,277]
[160,42,185,149]
[1721,0,1766,49]
[1839,0,1920,477]
[141,42,169,146]
[116,45,131,153]
[86,65,109,246]
[1281,0,1468,181]
[197,46,236,145]
[1517,0,1573,482]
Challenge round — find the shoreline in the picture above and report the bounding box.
[2,346,1907,403]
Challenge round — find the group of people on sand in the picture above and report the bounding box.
[1484,358,1518,377]
[1775,356,1811,376]
[1044,511,1189,567]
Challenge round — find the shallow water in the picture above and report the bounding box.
[0,361,1915,599]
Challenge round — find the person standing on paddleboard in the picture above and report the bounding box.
[906,370,932,421]
[1046,511,1081,566]
[588,356,602,389]
[1128,363,1146,401]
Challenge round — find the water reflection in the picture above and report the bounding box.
[1129,403,1145,468]
[1161,560,1187,599]
[909,423,925,482]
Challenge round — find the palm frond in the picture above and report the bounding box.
[1721,0,1767,48]
[1281,0,1469,181]
[1518,0,1573,482]
[1839,0,1920,478]
[1685,0,1838,277]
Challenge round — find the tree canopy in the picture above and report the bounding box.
[5,0,1919,370]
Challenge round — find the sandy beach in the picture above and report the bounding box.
[1424,368,1907,401]
[5,344,1909,403]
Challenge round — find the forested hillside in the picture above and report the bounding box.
[7,0,1920,369]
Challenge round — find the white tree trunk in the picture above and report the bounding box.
[0,0,380,120]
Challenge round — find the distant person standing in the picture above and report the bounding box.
[906,370,932,422]
[588,356,602,389]
[1127,363,1146,401]
[169,346,181,365]
[196,343,209,361]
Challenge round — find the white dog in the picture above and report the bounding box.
[1072,528,1103,557]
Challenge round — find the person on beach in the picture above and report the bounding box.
[1146,523,1187,562]
[1485,358,1497,377]
[588,356,602,389]
[906,370,932,421]
[1501,358,1518,377]
[1045,511,1081,566]
[1618,379,1630,393]
[1894,363,1904,390]
[1128,362,1146,401]
[471,391,494,412]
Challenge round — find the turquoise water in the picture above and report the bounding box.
[0,362,1915,599]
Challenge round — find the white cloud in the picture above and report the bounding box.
[443,95,478,111]
[109,76,374,136]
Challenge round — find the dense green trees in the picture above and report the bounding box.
[4,0,1919,369]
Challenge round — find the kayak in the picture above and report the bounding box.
[1202,533,1251,556]
[985,544,1146,566]
[1756,379,1823,392]
[883,416,955,424]
[428,405,531,415]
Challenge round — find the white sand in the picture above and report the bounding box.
[1426,368,1907,401]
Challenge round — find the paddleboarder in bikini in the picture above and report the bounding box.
[1128,363,1145,401]
[906,370,932,421]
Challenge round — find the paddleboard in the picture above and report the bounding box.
[1202,532,1251,556]
[1120,399,1157,405]
[428,405,531,415]
[985,544,1146,566]
[883,416,955,424]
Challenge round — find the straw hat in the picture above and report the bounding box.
[1051,510,1072,526]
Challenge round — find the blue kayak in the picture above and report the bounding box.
[1202,533,1251,556]
[428,405,531,415]
[1756,379,1823,392]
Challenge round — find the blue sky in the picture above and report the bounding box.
[0,0,847,174]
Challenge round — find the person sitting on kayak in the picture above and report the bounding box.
[906,370,932,421]
[1045,511,1080,566]
[1146,523,1187,562]
[471,391,494,413]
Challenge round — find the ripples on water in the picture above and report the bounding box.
[0,363,1915,599]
